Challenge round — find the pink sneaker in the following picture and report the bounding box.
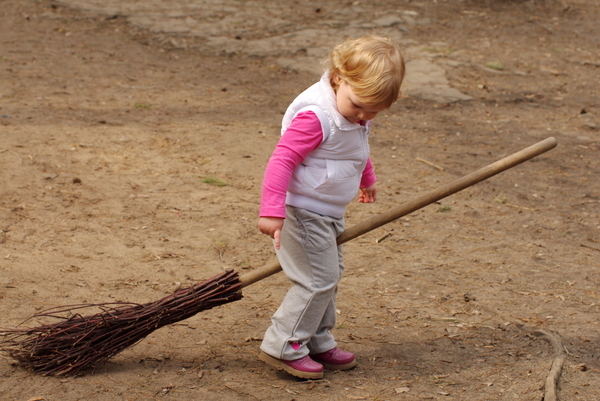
[311,347,357,370]
[259,351,324,379]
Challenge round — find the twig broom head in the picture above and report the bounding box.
[0,269,242,376]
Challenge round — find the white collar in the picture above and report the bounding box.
[319,73,361,131]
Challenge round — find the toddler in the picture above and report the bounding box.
[257,35,405,379]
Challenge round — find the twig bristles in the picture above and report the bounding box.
[0,270,242,376]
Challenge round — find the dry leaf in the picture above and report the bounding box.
[485,61,504,70]
[395,387,411,393]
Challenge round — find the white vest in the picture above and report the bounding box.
[281,73,372,218]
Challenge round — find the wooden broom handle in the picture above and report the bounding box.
[239,137,557,288]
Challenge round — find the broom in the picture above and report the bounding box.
[0,137,557,376]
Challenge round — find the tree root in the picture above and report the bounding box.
[533,329,565,401]
[474,306,566,401]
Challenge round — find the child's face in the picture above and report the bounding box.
[334,76,388,124]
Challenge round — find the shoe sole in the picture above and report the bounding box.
[259,351,324,380]
[316,359,357,371]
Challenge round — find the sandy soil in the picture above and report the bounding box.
[1,0,599,400]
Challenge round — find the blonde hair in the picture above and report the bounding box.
[327,35,405,108]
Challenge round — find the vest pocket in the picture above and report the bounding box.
[301,164,328,188]
[291,159,362,207]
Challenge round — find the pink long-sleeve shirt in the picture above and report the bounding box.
[260,111,376,219]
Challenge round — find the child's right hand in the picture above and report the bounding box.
[257,217,284,250]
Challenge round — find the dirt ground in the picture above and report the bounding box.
[1,0,599,400]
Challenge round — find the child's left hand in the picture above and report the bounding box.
[358,184,377,203]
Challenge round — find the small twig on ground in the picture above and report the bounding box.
[504,203,536,211]
[375,233,392,244]
[224,383,261,400]
[416,157,445,171]
[580,243,600,252]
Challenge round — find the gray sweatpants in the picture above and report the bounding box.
[260,206,345,360]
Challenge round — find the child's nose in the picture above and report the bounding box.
[359,111,378,120]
